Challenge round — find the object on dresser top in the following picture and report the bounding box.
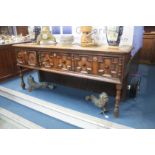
[33,26,41,41]
[106,26,123,46]
[36,26,56,45]
[59,35,74,46]
[80,26,95,47]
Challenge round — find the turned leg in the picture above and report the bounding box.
[114,84,122,117]
[19,66,25,89]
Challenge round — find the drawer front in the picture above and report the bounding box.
[74,54,93,74]
[39,52,73,71]
[27,51,38,66]
[56,53,72,71]
[17,50,28,65]
[39,52,54,68]
[73,54,123,79]
[97,56,123,79]
[17,50,38,66]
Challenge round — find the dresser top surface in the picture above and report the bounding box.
[13,43,132,54]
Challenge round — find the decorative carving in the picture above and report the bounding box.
[85,92,109,114]
[92,56,98,75]
[27,51,37,66]
[19,66,26,89]
[98,57,123,79]
[57,54,72,71]
[74,56,92,74]
[93,56,98,61]
[27,75,55,92]
[39,52,54,68]
[17,51,28,65]
[114,84,122,117]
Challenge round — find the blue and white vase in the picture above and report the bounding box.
[106,26,123,46]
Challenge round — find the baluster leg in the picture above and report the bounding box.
[114,84,122,117]
[19,66,25,89]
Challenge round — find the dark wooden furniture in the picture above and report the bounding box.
[14,43,133,117]
[0,44,20,82]
[16,26,28,36]
[139,26,155,64]
[0,42,30,82]
[139,32,155,64]
[0,26,28,36]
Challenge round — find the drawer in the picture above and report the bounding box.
[39,52,73,71]
[39,52,54,69]
[56,53,72,71]
[97,56,123,79]
[17,50,38,67]
[17,50,28,65]
[74,54,93,74]
[73,54,123,79]
[27,51,38,66]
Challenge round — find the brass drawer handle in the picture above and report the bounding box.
[98,69,104,73]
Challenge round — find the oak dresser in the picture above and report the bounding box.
[13,43,133,117]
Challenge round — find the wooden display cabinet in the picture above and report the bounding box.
[0,42,30,82]
[139,26,155,64]
[0,44,19,82]
[16,26,28,36]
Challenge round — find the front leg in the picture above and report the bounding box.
[114,84,122,117]
[19,66,25,90]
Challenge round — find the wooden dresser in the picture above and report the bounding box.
[13,43,132,117]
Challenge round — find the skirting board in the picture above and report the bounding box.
[0,107,43,129]
[0,86,131,129]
